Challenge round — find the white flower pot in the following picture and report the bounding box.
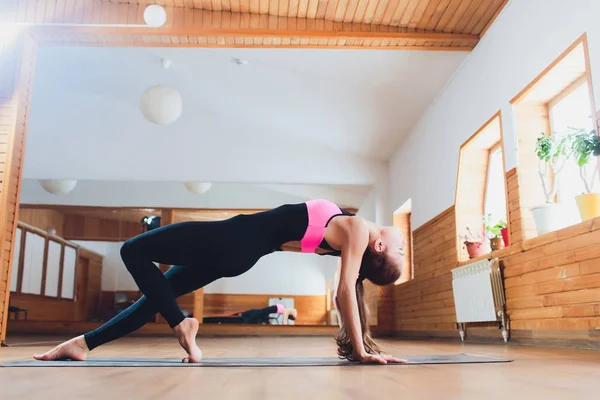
[531,203,566,236]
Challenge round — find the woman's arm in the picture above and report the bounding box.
[334,219,386,364]
[334,218,406,364]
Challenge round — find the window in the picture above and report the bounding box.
[455,112,507,262]
[511,34,596,240]
[484,144,507,225]
[549,79,595,226]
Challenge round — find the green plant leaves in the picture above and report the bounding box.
[570,127,599,167]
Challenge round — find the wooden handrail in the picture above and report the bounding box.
[17,221,78,248]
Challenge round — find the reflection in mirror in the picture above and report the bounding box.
[11,180,373,328]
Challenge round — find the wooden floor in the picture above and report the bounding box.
[1,336,599,399]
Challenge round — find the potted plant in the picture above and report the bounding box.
[532,132,571,235]
[484,214,507,250]
[569,127,600,221]
[459,227,491,259]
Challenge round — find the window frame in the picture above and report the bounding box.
[547,75,595,203]
[483,141,504,221]
[455,112,509,262]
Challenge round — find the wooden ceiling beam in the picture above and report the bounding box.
[13,1,478,50]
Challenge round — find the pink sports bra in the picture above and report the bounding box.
[300,199,347,254]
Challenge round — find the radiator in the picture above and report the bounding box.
[451,258,508,342]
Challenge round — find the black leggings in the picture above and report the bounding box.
[239,305,279,324]
[83,205,308,350]
[84,265,220,350]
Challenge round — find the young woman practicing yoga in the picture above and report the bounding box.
[203,304,298,325]
[34,199,406,364]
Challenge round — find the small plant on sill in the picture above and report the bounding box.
[458,227,490,259]
[569,127,600,193]
[484,214,507,251]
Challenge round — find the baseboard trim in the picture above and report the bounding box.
[388,328,600,350]
[7,321,338,337]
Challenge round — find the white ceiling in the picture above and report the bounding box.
[22,46,466,208]
[25,46,466,169]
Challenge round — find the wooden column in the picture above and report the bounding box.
[192,287,204,324]
[158,209,174,274]
[155,209,204,324]
[155,209,174,323]
[0,34,37,344]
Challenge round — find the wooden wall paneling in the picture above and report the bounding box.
[397,202,600,345]
[62,213,142,242]
[0,34,37,344]
[506,168,524,246]
[364,279,378,326]
[375,284,395,334]
[18,208,65,236]
[80,248,103,321]
[393,206,458,333]
[8,293,78,321]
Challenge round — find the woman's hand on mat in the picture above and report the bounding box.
[357,353,388,364]
[356,352,407,364]
[381,354,407,363]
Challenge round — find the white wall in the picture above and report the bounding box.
[74,241,137,291]
[204,252,338,296]
[389,0,600,229]
[357,189,376,221]
[74,240,336,295]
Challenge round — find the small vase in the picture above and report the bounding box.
[575,193,600,221]
[531,203,566,236]
[490,237,504,251]
[501,228,509,247]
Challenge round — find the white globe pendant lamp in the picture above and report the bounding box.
[143,5,167,28]
[184,182,212,194]
[39,179,77,195]
[140,84,182,125]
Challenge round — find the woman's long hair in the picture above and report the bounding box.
[335,247,401,360]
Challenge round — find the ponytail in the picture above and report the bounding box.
[335,278,381,361]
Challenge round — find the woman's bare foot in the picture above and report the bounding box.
[173,317,203,363]
[33,335,88,361]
